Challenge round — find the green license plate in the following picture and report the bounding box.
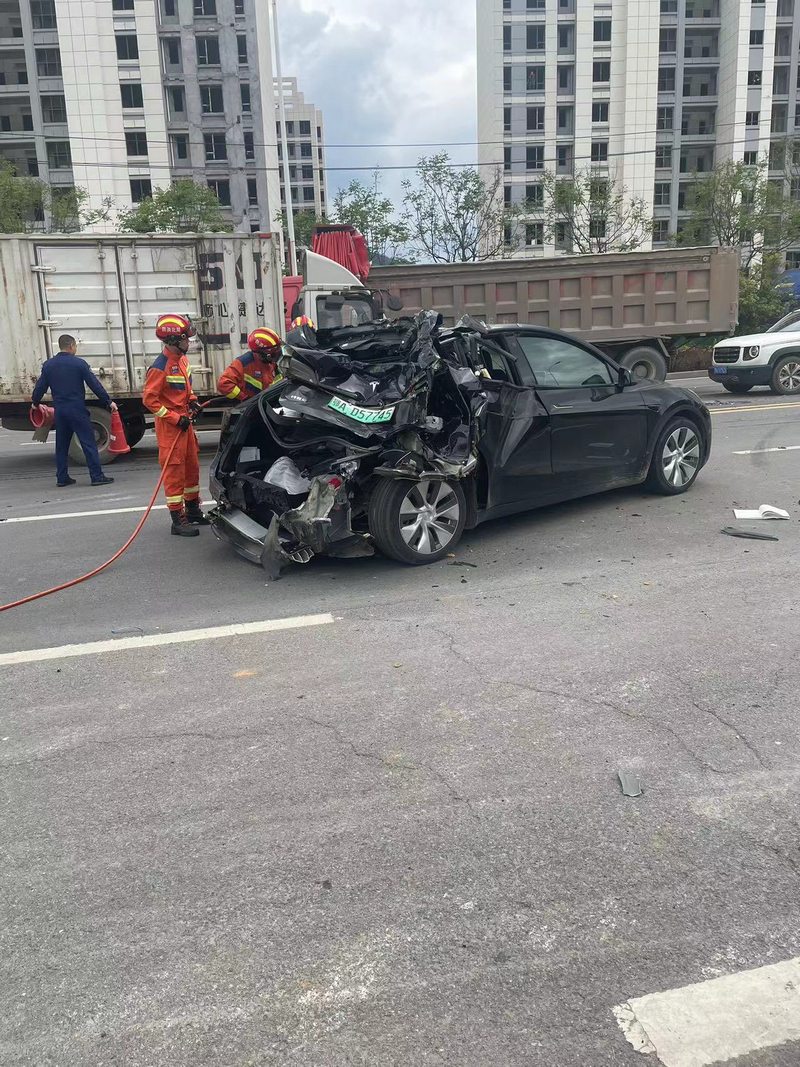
[327,396,395,424]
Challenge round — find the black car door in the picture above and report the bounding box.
[510,332,648,492]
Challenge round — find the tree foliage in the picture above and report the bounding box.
[118,180,230,233]
[401,153,515,262]
[331,175,408,262]
[677,156,800,273]
[0,161,44,232]
[737,255,795,333]
[540,169,652,254]
[0,161,113,233]
[280,208,327,252]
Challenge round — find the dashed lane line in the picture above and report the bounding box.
[0,614,335,667]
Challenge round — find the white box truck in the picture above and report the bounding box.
[0,232,283,462]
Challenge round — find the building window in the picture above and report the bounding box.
[772,104,788,133]
[557,25,573,52]
[786,251,800,268]
[503,66,512,91]
[303,187,315,202]
[238,35,248,64]
[120,83,144,109]
[796,102,800,127]
[592,101,609,123]
[526,145,544,170]
[654,182,671,206]
[526,183,543,206]
[167,85,185,117]
[200,84,223,113]
[125,130,148,156]
[527,105,544,131]
[299,120,311,136]
[112,0,134,9]
[659,28,676,53]
[194,0,216,14]
[557,105,573,132]
[240,83,251,112]
[504,184,512,205]
[503,25,511,51]
[591,141,608,162]
[745,110,759,125]
[652,220,670,242]
[244,131,254,159]
[130,178,152,203]
[593,20,611,42]
[115,35,139,61]
[171,133,188,162]
[302,164,313,180]
[658,67,676,92]
[204,132,227,161]
[41,95,66,123]
[46,141,71,168]
[749,29,764,44]
[657,106,674,130]
[207,179,231,206]
[527,0,545,7]
[504,106,511,133]
[526,65,545,91]
[197,37,220,65]
[36,48,62,76]
[743,150,758,165]
[556,144,572,172]
[655,144,672,168]
[527,25,545,50]
[557,65,573,92]
[660,0,677,10]
[163,38,181,66]
[593,61,610,83]
[162,0,175,14]
[235,0,245,10]
[747,70,762,86]
[526,222,544,246]
[774,67,789,94]
[504,146,511,171]
[247,177,258,206]
[0,116,12,132]
[30,0,56,28]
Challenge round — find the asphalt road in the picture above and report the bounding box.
[2,377,800,1066]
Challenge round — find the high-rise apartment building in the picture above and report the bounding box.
[0,0,285,232]
[275,76,327,219]
[477,0,799,263]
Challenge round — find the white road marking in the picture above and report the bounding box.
[0,614,335,667]
[1,505,169,524]
[613,955,800,1067]
[733,444,800,455]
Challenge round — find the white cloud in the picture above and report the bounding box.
[276,0,477,207]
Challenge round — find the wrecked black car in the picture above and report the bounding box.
[209,312,711,576]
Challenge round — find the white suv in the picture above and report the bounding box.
[708,309,800,395]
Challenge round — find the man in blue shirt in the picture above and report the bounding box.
[31,334,116,487]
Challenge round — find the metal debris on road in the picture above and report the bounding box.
[618,770,643,797]
[721,526,779,542]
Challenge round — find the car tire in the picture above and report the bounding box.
[619,346,668,382]
[644,416,704,495]
[369,477,466,564]
[770,355,800,395]
[721,382,753,394]
[68,408,113,466]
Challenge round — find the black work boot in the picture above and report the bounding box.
[171,509,200,537]
[185,500,211,526]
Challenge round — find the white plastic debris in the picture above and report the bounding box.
[732,505,790,520]
[263,456,311,494]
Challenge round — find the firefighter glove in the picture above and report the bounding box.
[177,415,191,431]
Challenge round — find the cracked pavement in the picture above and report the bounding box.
[2,383,800,1065]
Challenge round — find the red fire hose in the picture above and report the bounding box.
[0,401,216,614]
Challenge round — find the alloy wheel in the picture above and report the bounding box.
[398,480,461,555]
[662,425,700,488]
[778,361,800,393]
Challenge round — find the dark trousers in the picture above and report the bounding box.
[55,404,103,483]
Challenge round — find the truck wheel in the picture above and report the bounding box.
[123,414,147,448]
[645,416,704,495]
[369,477,466,564]
[721,382,753,394]
[68,408,113,466]
[770,355,800,395]
[619,346,668,382]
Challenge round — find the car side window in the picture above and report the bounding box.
[516,336,613,388]
[479,344,514,383]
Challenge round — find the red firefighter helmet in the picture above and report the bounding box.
[291,315,315,330]
[155,313,196,343]
[248,327,282,355]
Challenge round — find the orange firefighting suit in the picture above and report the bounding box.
[217,351,277,401]
[142,346,201,512]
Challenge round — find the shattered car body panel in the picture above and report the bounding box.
[208,312,712,574]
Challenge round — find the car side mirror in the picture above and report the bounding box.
[617,366,633,389]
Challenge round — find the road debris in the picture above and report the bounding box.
[721,526,779,542]
[618,770,643,797]
[732,505,789,520]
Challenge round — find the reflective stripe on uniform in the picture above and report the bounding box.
[166,493,184,505]
[244,374,263,390]
[227,385,241,399]
[166,375,186,385]
[184,485,200,495]
[156,405,169,418]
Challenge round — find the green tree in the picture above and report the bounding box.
[331,175,408,261]
[540,169,652,254]
[401,153,515,262]
[118,180,230,233]
[278,208,326,252]
[0,161,45,232]
[737,255,795,333]
[677,156,800,273]
[0,161,114,233]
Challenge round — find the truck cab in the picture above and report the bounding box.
[282,250,385,331]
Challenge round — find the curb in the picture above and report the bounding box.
[667,370,708,379]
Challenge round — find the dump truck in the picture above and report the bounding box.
[0,232,286,462]
[286,230,739,383]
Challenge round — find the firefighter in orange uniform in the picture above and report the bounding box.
[143,313,208,538]
[217,327,282,402]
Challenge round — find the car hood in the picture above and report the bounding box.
[715,333,794,347]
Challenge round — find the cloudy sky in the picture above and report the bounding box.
[277,0,479,209]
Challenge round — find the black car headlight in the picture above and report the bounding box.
[743,345,760,361]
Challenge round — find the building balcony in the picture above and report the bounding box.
[0,81,29,96]
[0,37,24,51]
[0,127,34,142]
